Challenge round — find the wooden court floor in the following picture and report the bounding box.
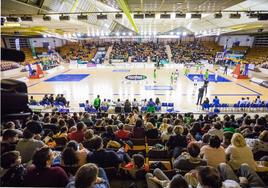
[23,63,268,112]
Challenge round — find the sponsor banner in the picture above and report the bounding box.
[125,74,147,80]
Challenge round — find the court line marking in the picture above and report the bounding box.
[28,69,71,88]
[235,83,262,95]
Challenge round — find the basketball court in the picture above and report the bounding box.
[23,63,268,112]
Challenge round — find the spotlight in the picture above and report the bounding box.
[160,13,171,19]
[20,16,33,21]
[258,14,268,20]
[115,13,123,19]
[176,13,186,18]
[6,17,19,22]
[43,15,51,21]
[182,32,187,36]
[134,14,144,19]
[128,32,132,36]
[229,13,241,19]
[77,14,88,20]
[97,14,107,20]
[191,13,201,19]
[145,13,155,18]
[59,15,70,21]
[248,13,258,18]
[214,12,222,19]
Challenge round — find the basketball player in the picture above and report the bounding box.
[170,73,174,85]
[204,69,209,81]
[214,69,218,83]
[193,75,199,86]
[153,69,157,83]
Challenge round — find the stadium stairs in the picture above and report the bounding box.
[104,45,113,64]
[165,45,172,63]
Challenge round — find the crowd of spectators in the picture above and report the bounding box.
[60,42,111,63]
[0,61,20,71]
[110,42,168,63]
[261,62,268,70]
[1,110,267,187]
[169,42,214,64]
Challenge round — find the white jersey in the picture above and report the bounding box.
[193,76,199,83]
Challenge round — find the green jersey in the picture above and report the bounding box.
[94,98,101,108]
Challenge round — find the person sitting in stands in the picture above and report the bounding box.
[246,130,268,159]
[161,125,173,143]
[207,122,224,140]
[24,147,69,187]
[145,122,159,139]
[121,153,149,179]
[87,136,130,168]
[173,142,207,173]
[15,129,45,164]
[115,123,131,140]
[65,141,89,166]
[0,151,26,187]
[166,125,187,158]
[61,146,80,177]
[221,131,233,149]
[225,133,257,171]
[82,129,95,151]
[66,163,110,188]
[1,129,18,154]
[193,166,240,188]
[146,168,189,188]
[223,121,236,133]
[159,118,169,132]
[132,118,145,138]
[200,135,225,168]
[68,122,86,143]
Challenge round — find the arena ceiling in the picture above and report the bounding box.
[1,0,268,37]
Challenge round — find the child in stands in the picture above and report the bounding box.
[121,153,149,179]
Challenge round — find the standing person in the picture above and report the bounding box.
[93,95,101,111]
[203,79,209,95]
[153,69,157,83]
[175,69,179,78]
[224,64,228,75]
[196,86,205,105]
[214,69,218,83]
[184,66,188,76]
[170,73,174,85]
[204,69,209,81]
[193,75,199,86]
